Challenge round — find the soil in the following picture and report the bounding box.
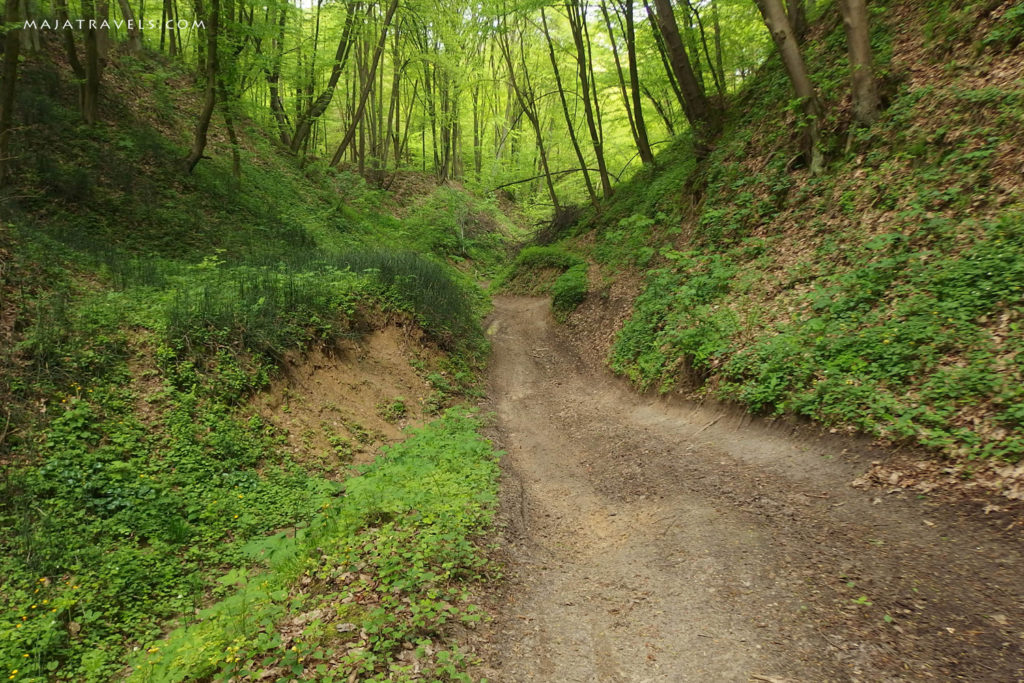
[471,296,1024,682]
[251,326,442,474]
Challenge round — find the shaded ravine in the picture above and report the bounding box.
[471,296,1023,682]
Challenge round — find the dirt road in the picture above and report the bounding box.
[473,296,1024,682]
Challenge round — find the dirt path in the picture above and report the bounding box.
[472,296,1024,682]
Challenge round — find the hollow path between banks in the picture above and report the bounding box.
[470,296,1023,682]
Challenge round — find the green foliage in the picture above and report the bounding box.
[551,264,589,319]
[129,410,499,683]
[491,245,585,295]
[594,1,1024,463]
[610,252,739,391]
[0,388,341,682]
[402,187,521,274]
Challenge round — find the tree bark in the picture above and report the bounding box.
[265,6,291,146]
[540,6,598,206]
[565,0,613,197]
[0,0,20,186]
[497,21,560,212]
[649,0,719,147]
[330,0,398,167]
[619,0,654,164]
[684,0,725,97]
[754,0,823,173]
[838,0,879,126]
[183,0,218,173]
[96,0,110,60]
[786,0,808,44]
[117,0,142,54]
[82,0,101,124]
[712,0,726,92]
[54,0,86,113]
[642,83,675,135]
[291,0,359,154]
[645,2,685,115]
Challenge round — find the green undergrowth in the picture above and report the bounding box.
[129,410,500,683]
[550,265,589,321]
[595,0,1024,461]
[0,44,504,683]
[491,246,589,319]
[0,236,492,679]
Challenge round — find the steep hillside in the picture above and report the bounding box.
[557,1,1024,472]
[0,46,509,682]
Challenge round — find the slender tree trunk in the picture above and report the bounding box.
[497,22,560,212]
[712,0,726,92]
[754,0,823,173]
[601,1,642,158]
[645,2,686,115]
[18,0,39,52]
[684,0,725,97]
[96,0,110,60]
[541,6,597,206]
[218,77,240,178]
[786,0,808,44]
[682,2,705,96]
[565,0,612,197]
[838,0,879,126]
[650,0,719,147]
[642,84,675,135]
[82,0,101,125]
[330,0,397,167]
[117,0,142,54]
[183,0,218,173]
[172,0,182,58]
[55,0,86,112]
[291,0,358,154]
[471,84,482,179]
[0,0,20,186]
[622,0,654,164]
[265,6,291,146]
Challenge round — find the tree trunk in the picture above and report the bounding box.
[330,0,397,167]
[566,0,613,197]
[620,0,654,164]
[291,0,359,154]
[18,0,39,52]
[684,0,725,97]
[754,0,823,173]
[55,0,86,112]
[838,0,879,126]
[265,6,291,146]
[117,0,142,54]
[786,0,808,44]
[602,0,647,167]
[183,0,218,173]
[82,0,101,125]
[650,0,719,147]
[96,0,110,60]
[642,84,675,135]
[541,6,597,206]
[497,21,560,212]
[645,2,686,115]
[712,0,726,92]
[218,76,240,178]
[0,0,20,186]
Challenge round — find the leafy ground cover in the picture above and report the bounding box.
[0,45,504,683]
[573,0,1024,463]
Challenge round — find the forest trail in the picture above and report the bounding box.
[472,296,1024,682]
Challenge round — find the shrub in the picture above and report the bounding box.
[551,264,588,319]
[491,245,585,295]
